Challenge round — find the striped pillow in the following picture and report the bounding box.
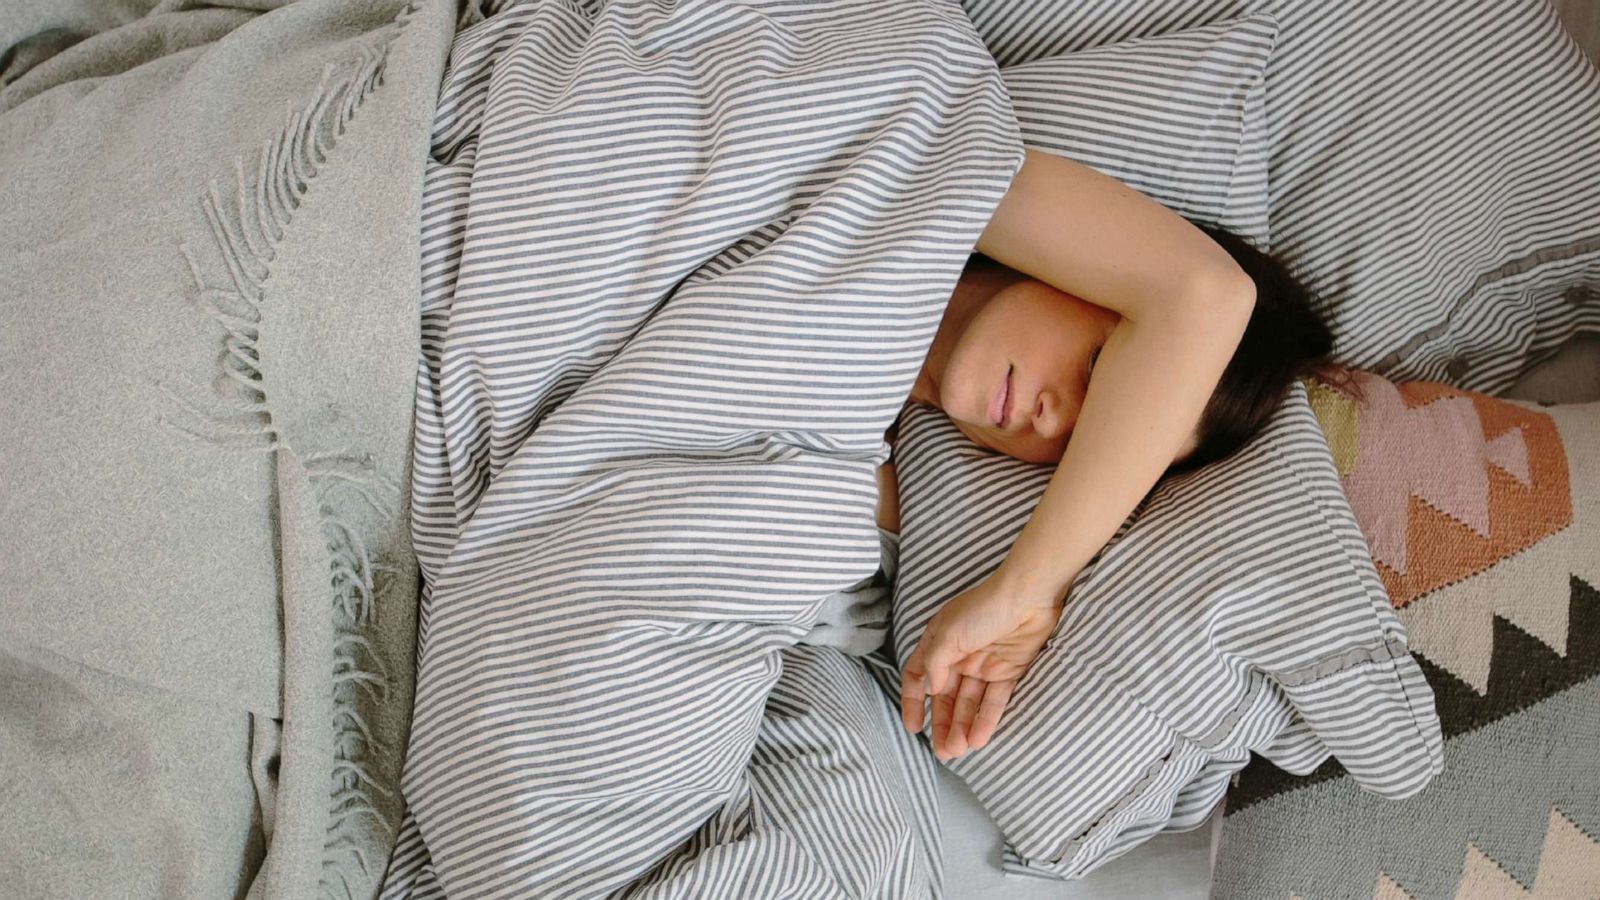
[967,0,1600,394]
[889,384,1444,880]
[964,0,1249,67]
[1000,13,1276,244]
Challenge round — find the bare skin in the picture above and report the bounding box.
[888,147,1255,761]
[876,252,1124,531]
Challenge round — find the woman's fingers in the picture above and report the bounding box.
[978,653,1022,682]
[930,688,956,757]
[921,617,963,696]
[968,679,1016,750]
[944,675,986,758]
[898,587,1047,757]
[899,642,929,733]
[956,653,990,679]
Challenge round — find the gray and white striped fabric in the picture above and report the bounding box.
[1001,13,1277,247]
[383,642,947,899]
[610,647,947,899]
[965,0,1600,394]
[378,0,1022,896]
[888,383,1445,881]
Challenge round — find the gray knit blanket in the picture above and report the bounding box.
[1,2,454,898]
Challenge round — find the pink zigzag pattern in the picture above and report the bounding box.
[1341,373,1526,575]
[1485,427,1531,485]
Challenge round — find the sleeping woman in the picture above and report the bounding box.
[887,147,1337,762]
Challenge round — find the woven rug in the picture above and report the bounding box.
[1211,377,1600,899]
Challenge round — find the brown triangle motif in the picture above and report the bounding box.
[1319,374,1573,608]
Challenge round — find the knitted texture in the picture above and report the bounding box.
[1216,377,1600,899]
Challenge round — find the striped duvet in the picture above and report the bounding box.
[379,1,1022,896]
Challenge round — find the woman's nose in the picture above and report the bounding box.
[1032,389,1072,441]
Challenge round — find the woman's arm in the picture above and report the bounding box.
[972,148,1255,609]
[899,150,1255,754]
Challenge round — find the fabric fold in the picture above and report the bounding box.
[382,1,1023,896]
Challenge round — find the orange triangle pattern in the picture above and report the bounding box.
[1313,373,1572,610]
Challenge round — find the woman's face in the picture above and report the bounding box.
[934,278,1121,464]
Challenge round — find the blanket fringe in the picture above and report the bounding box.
[154,2,421,899]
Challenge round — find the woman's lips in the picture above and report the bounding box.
[990,365,1012,428]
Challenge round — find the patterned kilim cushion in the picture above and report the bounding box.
[1213,373,1600,899]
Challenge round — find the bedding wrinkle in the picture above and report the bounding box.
[381,1,1023,897]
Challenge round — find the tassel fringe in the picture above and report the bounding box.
[155,2,423,898]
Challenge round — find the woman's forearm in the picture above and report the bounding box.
[995,280,1254,606]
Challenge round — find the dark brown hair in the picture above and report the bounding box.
[1169,220,1339,473]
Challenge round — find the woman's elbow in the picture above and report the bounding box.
[1202,262,1256,309]
[1180,221,1259,326]
[1183,265,1255,335]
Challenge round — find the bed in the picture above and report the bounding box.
[1,1,1595,898]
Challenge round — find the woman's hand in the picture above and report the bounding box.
[898,567,1067,760]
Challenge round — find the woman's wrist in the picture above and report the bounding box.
[994,500,1098,609]
[992,553,1074,611]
